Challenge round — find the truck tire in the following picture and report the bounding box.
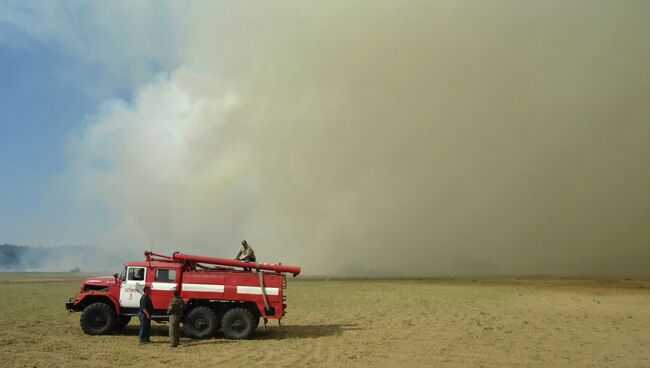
[183,306,217,339]
[80,303,116,335]
[114,315,132,331]
[221,307,256,340]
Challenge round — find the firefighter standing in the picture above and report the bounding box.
[234,240,256,262]
[138,286,153,344]
[167,287,185,347]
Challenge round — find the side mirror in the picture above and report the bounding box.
[113,273,119,282]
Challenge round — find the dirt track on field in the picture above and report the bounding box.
[1,275,649,367]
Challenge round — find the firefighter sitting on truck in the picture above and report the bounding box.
[234,240,256,262]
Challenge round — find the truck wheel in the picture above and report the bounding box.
[80,303,116,335]
[183,306,217,339]
[221,308,255,340]
[114,315,132,331]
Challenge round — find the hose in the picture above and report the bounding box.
[256,263,271,314]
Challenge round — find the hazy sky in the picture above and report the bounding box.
[1,1,648,276]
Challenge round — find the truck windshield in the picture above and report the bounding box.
[120,267,126,282]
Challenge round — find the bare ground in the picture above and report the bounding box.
[1,274,649,367]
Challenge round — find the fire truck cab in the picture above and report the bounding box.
[118,261,182,315]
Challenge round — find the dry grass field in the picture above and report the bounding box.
[1,273,649,367]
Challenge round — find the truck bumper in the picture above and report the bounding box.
[65,298,80,312]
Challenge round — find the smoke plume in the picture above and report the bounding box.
[63,1,650,276]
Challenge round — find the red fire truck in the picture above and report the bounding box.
[65,251,301,339]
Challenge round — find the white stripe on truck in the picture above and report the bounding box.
[182,283,225,292]
[152,282,177,291]
[178,284,278,295]
[237,286,280,296]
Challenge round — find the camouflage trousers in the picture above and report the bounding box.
[169,314,181,347]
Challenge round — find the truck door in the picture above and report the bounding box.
[120,266,147,308]
[151,268,178,310]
